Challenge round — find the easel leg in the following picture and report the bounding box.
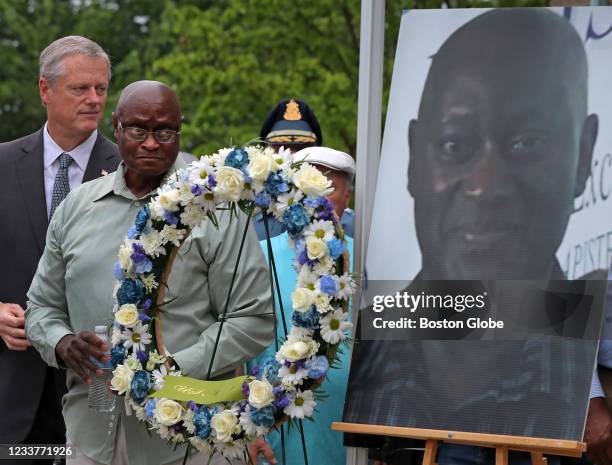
[422,439,439,465]
[496,446,509,465]
[531,451,547,465]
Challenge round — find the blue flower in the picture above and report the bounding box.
[225,148,249,171]
[145,399,157,418]
[130,243,153,274]
[274,395,290,409]
[135,207,150,232]
[113,262,125,281]
[142,299,152,311]
[127,226,139,239]
[304,196,324,209]
[258,356,280,383]
[319,275,339,296]
[306,355,329,379]
[130,370,151,404]
[193,407,212,439]
[250,405,275,427]
[328,239,345,260]
[207,174,217,188]
[264,172,289,197]
[283,204,310,237]
[315,198,335,221]
[255,192,271,209]
[292,307,320,329]
[110,344,126,368]
[117,279,145,305]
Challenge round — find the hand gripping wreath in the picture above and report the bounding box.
[109,145,356,461]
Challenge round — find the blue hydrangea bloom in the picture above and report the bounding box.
[264,172,289,197]
[292,307,320,329]
[130,243,153,274]
[145,399,157,418]
[319,275,339,296]
[225,148,249,170]
[127,226,139,239]
[306,355,329,379]
[113,262,126,281]
[110,344,126,368]
[304,196,324,209]
[117,279,145,305]
[193,407,213,439]
[135,207,150,232]
[328,239,345,260]
[130,370,151,404]
[250,405,275,427]
[258,356,280,383]
[255,192,271,209]
[283,204,310,237]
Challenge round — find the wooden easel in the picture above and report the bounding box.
[332,422,586,465]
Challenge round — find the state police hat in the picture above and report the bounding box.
[260,98,323,146]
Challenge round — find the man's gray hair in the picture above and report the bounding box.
[39,36,111,85]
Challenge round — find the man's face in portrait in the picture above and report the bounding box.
[407,9,598,280]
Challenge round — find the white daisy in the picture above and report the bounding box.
[304,219,335,242]
[272,189,303,220]
[180,203,206,228]
[215,439,247,460]
[279,363,308,385]
[120,322,152,351]
[190,157,215,184]
[283,390,316,419]
[313,255,334,275]
[314,292,332,314]
[152,364,169,390]
[320,309,352,344]
[337,273,357,300]
[160,224,186,247]
[297,266,318,291]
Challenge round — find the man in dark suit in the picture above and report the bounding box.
[0,36,120,464]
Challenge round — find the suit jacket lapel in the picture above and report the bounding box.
[15,130,47,252]
[82,132,120,182]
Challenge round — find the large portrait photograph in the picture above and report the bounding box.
[344,6,612,442]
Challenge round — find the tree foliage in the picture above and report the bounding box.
[0,0,549,153]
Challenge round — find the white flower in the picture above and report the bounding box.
[216,439,246,460]
[305,236,328,261]
[272,189,303,220]
[152,364,169,390]
[149,198,165,220]
[189,436,212,454]
[337,273,357,300]
[190,157,215,185]
[248,378,275,408]
[117,239,134,272]
[211,409,240,442]
[293,163,333,197]
[110,327,122,346]
[180,203,206,228]
[160,224,186,247]
[154,398,184,426]
[111,365,134,395]
[158,425,171,440]
[176,181,195,205]
[288,326,314,340]
[158,188,181,212]
[304,220,335,242]
[272,146,292,168]
[212,148,233,166]
[248,152,277,182]
[141,273,158,293]
[141,230,165,258]
[134,405,147,421]
[214,166,245,202]
[284,390,316,419]
[297,266,318,291]
[278,340,311,362]
[120,322,152,351]
[313,256,334,275]
[115,304,139,327]
[320,309,352,344]
[291,287,316,312]
[279,364,308,385]
[314,293,332,314]
[123,355,142,371]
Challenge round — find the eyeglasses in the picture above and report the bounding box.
[117,121,180,143]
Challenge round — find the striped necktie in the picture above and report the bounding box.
[49,152,73,219]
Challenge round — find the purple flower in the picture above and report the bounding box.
[191,184,205,196]
[142,299,153,311]
[242,382,250,397]
[163,210,179,225]
[187,401,198,411]
[274,395,290,409]
[207,174,217,188]
[136,350,149,364]
[130,243,152,274]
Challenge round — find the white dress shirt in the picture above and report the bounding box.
[43,123,97,217]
